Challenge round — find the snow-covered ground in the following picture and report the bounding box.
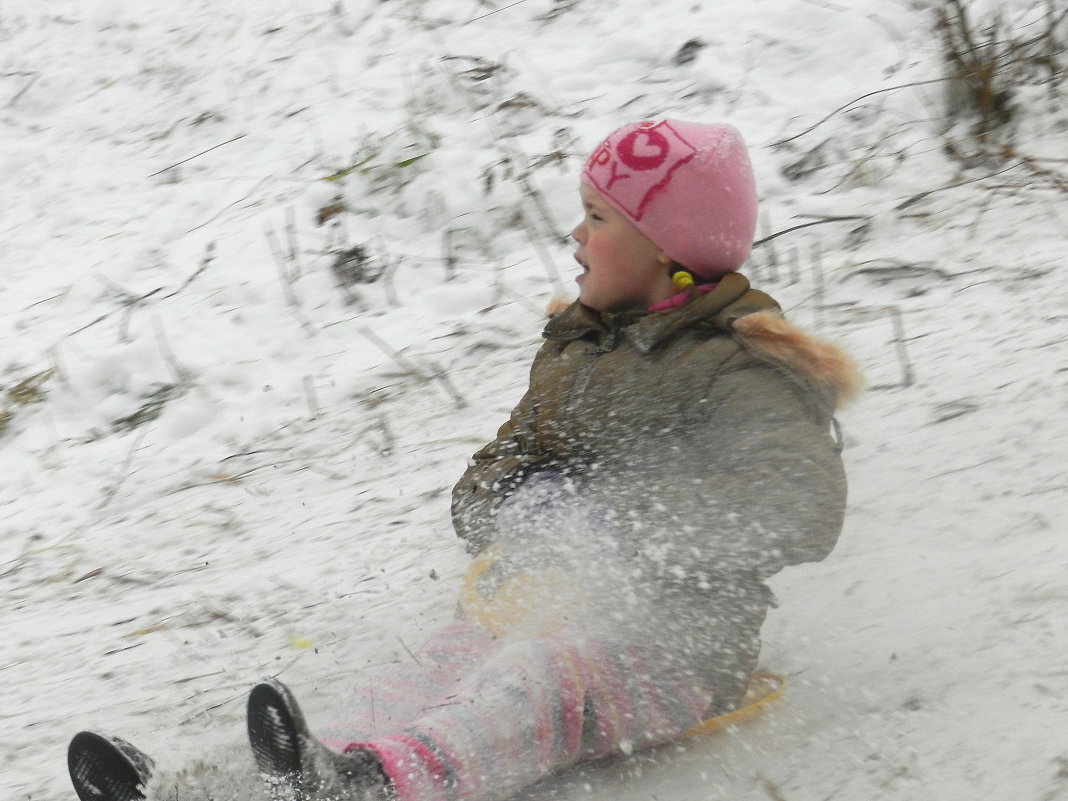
[3,0,1067,799]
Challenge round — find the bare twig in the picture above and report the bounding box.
[303,375,320,418]
[895,160,1021,210]
[759,211,779,282]
[154,317,194,386]
[285,206,303,280]
[375,414,396,456]
[811,241,826,329]
[68,245,215,339]
[186,177,271,234]
[888,304,914,388]
[179,683,286,725]
[827,303,913,390]
[465,0,529,24]
[769,79,945,147]
[8,72,40,107]
[929,455,1003,479]
[88,274,163,343]
[429,364,468,409]
[518,168,567,245]
[21,291,66,312]
[160,242,215,301]
[167,466,274,494]
[752,216,869,248]
[517,205,565,294]
[381,255,402,307]
[148,134,247,178]
[490,272,550,316]
[396,635,423,666]
[1018,155,1068,192]
[265,225,300,308]
[356,324,468,409]
[967,189,998,236]
[788,244,801,285]
[96,430,149,510]
[442,228,458,282]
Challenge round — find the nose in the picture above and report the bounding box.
[571,221,586,244]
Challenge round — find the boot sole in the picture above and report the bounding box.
[68,731,149,801]
[247,681,306,782]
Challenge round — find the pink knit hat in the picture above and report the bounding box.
[581,119,758,278]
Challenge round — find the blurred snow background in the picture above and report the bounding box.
[2,0,1067,799]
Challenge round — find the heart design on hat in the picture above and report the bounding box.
[617,129,669,171]
[582,119,757,275]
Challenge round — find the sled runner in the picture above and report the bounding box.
[459,546,785,738]
[680,671,784,736]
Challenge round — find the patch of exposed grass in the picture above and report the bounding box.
[111,383,184,433]
[937,0,1067,161]
[6,368,55,406]
[0,368,55,438]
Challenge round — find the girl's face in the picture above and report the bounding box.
[571,184,676,313]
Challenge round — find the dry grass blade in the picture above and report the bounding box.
[356,324,468,409]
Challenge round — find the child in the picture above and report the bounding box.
[69,119,861,801]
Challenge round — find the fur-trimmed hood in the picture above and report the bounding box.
[732,311,864,411]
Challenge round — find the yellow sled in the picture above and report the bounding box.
[460,546,784,737]
[681,671,784,737]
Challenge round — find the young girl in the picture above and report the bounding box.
[69,119,862,801]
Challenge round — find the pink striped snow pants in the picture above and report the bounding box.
[319,621,732,801]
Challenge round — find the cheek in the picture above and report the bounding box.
[589,232,622,262]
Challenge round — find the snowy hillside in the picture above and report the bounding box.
[2,0,1067,799]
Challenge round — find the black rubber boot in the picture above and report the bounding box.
[247,679,307,790]
[247,679,393,801]
[68,731,155,801]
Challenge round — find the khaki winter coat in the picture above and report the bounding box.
[451,273,862,585]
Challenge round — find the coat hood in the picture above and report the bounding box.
[732,310,864,411]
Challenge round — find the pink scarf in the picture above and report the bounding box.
[648,282,718,312]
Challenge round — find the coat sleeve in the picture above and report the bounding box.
[606,360,847,581]
[450,357,551,553]
[710,363,846,572]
